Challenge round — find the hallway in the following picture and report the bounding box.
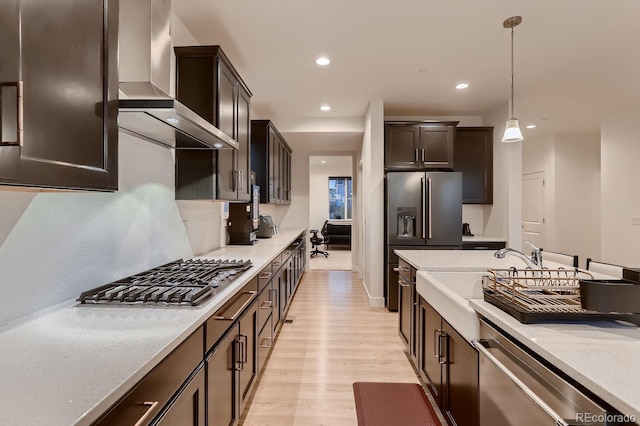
[241,270,419,425]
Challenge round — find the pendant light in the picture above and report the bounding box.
[502,16,524,143]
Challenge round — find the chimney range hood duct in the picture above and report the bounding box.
[118,0,237,150]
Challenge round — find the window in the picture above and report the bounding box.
[329,177,352,220]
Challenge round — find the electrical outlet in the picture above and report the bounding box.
[632,216,640,226]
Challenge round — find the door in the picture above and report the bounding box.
[443,321,478,426]
[419,125,454,169]
[238,299,258,410]
[216,59,237,200]
[155,366,205,426]
[425,172,462,246]
[1,0,118,190]
[419,298,443,407]
[398,265,412,348]
[236,85,251,201]
[387,171,424,246]
[522,171,546,251]
[385,124,420,169]
[207,327,238,426]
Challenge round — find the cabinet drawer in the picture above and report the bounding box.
[271,253,283,271]
[258,266,272,293]
[257,315,273,373]
[206,279,258,352]
[257,285,274,334]
[93,327,204,426]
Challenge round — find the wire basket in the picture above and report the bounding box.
[482,267,594,313]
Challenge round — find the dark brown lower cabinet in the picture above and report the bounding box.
[238,299,258,411]
[207,326,238,426]
[418,298,478,426]
[155,366,205,426]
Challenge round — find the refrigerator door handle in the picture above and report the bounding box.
[421,177,426,239]
[428,177,433,239]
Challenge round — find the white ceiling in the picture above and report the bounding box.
[174,0,640,148]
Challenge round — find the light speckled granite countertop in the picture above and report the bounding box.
[0,228,306,426]
[462,235,507,242]
[395,249,640,420]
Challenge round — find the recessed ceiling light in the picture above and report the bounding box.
[526,124,537,129]
[315,57,330,66]
[321,160,327,164]
[213,142,223,148]
[320,105,331,111]
[166,117,179,123]
[456,83,469,90]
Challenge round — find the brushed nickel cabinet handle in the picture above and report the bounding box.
[212,291,257,321]
[438,332,447,365]
[393,267,400,272]
[260,337,272,349]
[421,148,425,162]
[133,401,159,426]
[260,300,273,309]
[428,177,433,239]
[433,328,439,358]
[17,81,23,146]
[236,338,244,371]
[414,149,419,162]
[259,272,273,280]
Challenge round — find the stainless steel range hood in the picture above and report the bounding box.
[118,0,237,150]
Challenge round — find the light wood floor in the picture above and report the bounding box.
[241,270,420,426]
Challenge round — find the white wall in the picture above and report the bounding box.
[309,158,353,231]
[482,103,522,248]
[361,101,385,307]
[0,133,193,326]
[522,132,601,267]
[601,104,640,266]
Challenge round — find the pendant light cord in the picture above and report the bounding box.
[510,24,515,118]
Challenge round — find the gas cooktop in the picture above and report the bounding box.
[77,258,252,306]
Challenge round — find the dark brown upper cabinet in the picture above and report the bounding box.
[174,46,252,201]
[251,120,292,205]
[0,0,118,191]
[454,127,493,204]
[384,122,456,170]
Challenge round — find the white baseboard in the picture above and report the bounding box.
[361,280,385,308]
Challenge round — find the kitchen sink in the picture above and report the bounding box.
[416,270,486,342]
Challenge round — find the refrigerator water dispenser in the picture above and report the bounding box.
[397,209,417,238]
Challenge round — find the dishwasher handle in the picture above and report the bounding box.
[473,339,569,426]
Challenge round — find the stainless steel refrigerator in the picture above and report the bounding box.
[385,171,462,311]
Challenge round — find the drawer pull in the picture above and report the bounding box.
[133,401,159,426]
[260,300,273,309]
[212,291,257,321]
[259,272,273,280]
[260,337,272,349]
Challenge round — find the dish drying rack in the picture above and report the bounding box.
[482,267,592,313]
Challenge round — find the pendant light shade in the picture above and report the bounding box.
[501,16,523,143]
[502,117,524,142]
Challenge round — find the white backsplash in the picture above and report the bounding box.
[0,132,193,327]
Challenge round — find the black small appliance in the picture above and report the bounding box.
[228,185,260,245]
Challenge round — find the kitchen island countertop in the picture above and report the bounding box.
[0,228,306,426]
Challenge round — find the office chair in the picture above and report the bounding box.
[310,229,329,258]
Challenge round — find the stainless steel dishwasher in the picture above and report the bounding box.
[473,318,614,426]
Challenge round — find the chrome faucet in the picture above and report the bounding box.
[494,240,543,268]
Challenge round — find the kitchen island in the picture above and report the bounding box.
[0,228,306,426]
[396,249,640,422]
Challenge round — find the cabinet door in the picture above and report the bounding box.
[419,125,454,169]
[410,268,419,364]
[443,320,478,426]
[454,127,493,204]
[155,366,205,426]
[268,128,278,204]
[1,0,118,191]
[271,268,282,327]
[385,124,420,169]
[398,267,412,349]
[207,327,239,426]
[284,149,292,204]
[419,298,443,407]
[216,59,238,200]
[236,85,251,201]
[239,299,258,410]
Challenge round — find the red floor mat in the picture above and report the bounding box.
[353,382,442,426]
